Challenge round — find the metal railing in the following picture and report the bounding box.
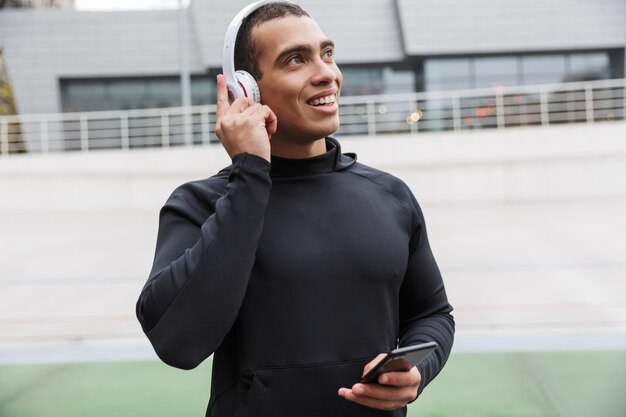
[1,78,625,156]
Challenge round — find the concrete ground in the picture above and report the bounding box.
[1,194,625,363]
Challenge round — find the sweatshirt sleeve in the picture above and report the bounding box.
[136,153,272,370]
[398,191,455,397]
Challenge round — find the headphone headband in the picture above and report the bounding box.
[222,0,296,103]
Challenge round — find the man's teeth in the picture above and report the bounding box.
[309,95,336,106]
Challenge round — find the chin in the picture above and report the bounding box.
[317,118,340,137]
[284,120,340,142]
[312,126,339,141]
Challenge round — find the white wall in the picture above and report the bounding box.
[2,122,625,211]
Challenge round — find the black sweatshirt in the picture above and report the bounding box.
[136,137,454,417]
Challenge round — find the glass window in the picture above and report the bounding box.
[340,67,384,96]
[421,51,615,93]
[474,75,519,89]
[65,81,106,99]
[145,78,180,108]
[109,79,148,100]
[147,78,179,99]
[521,55,567,84]
[191,77,214,105]
[424,59,471,91]
[427,80,472,91]
[426,59,471,79]
[474,57,519,88]
[61,76,213,112]
[381,67,415,94]
[61,80,109,112]
[108,79,150,110]
[474,57,518,76]
[568,52,611,81]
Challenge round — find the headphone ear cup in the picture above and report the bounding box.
[235,70,261,103]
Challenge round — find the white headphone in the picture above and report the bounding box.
[222,0,295,104]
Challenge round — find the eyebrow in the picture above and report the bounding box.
[275,39,335,64]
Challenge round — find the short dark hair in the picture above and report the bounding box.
[234,2,310,81]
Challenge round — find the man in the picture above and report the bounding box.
[136,2,454,416]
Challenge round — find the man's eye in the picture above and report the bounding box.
[287,56,304,65]
[324,49,334,60]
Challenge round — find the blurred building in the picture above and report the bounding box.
[0,0,73,8]
[1,0,73,116]
[0,0,623,115]
[0,0,73,154]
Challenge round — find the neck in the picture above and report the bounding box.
[270,137,327,159]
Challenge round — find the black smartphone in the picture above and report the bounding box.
[360,341,438,384]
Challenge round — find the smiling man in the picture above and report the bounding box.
[136,2,454,416]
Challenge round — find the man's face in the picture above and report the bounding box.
[253,15,343,145]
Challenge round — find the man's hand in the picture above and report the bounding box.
[214,74,277,162]
[338,354,421,411]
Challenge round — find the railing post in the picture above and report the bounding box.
[41,117,49,153]
[120,114,130,150]
[623,79,626,121]
[366,98,376,136]
[161,111,170,148]
[540,89,549,126]
[201,108,210,145]
[182,107,193,146]
[585,84,594,124]
[452,95,461,131]
[0,118,8,157]
[80,114,89,152]
[495,92,505,129]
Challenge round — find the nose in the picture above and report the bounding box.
[310,58,338,86]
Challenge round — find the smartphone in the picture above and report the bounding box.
[360,341,438,384]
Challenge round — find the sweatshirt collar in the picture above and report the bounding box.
[269,137,355,177]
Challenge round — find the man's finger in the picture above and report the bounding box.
[215,74,230,120]
[243,104,278,138]
[377,368,420,387]
[264,105,278,137]
[363,353,387,376]
[217,75,253,116]
[241,102,263,116]
[338,387,402,411]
